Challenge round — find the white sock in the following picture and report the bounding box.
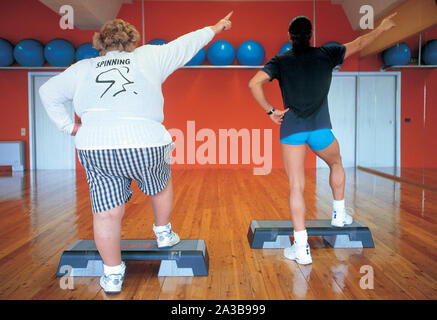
[333,199,345,212]
[103,262,125,276]
[294,229,308,246]
[153,222,171,233]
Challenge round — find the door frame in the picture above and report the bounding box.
[316,71,401,169]
[317,72,358,168]
[28,72,76,170]
[356,71,401,168]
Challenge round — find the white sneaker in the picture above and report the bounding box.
[331,207,354,227]
[153,224,181,248]
[100,273,124,293]
[100,261,126,293]
[284,242,312,265]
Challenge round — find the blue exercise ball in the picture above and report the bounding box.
[382,42,411,66]
[279,42,292,54]
[76,43,99,61]
[237,40,265,66]
[148,39,168,45]
[207,40,235,65]
[0,38,14,66]
[13,39,44,67]
[44,38,75,67]
[186,48,206,66]
[323,41,342,47]
[422,40,437,65]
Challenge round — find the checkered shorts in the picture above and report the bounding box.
[77,143,173,213]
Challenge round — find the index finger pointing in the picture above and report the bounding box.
[224,11,233,20]
[387,12,398,19]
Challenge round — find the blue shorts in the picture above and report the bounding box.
[280,129,335,151]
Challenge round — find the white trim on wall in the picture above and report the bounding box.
[28,71,75,170]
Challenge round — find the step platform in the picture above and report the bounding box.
[247,220,374,249]
[56,239,209,277]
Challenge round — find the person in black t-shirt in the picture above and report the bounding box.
[249,14,398,264]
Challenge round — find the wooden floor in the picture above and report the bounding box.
[0,168,436,300]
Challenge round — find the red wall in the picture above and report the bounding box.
[0,0,436,171]
[144,0,322,170]
[397,28,437,168]
[424,69,437,168]
[422,28,437,168]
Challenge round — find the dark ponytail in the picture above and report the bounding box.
[288,16,312,51]
[290,33,312,50]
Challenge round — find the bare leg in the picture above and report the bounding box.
[150,177,173,226]
[313,139,345,200]
[93,204,125,266]
[281,144,307,231]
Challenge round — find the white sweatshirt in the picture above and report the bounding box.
[39,26,215,150]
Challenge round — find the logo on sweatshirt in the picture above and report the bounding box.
[95,66,136,98]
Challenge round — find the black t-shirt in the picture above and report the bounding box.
[262,45,346,139]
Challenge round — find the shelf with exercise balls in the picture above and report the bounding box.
[381,37,437,71]
[3,38,305,70]
[1,31,434,72]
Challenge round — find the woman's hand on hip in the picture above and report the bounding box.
[211,11,233,35]
[269,109,288,125]
[71,122,82,136]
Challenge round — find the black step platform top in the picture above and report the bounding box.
[66,239,206,255]
[250,220,368,235]
[57,239,209,277]
[248,219,374,248]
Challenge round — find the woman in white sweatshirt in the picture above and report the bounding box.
[39,13,233,293]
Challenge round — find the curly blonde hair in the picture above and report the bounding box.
[93,19,140,55]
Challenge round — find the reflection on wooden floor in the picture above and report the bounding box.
[0,168,436,300]
[359,167,437,191]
